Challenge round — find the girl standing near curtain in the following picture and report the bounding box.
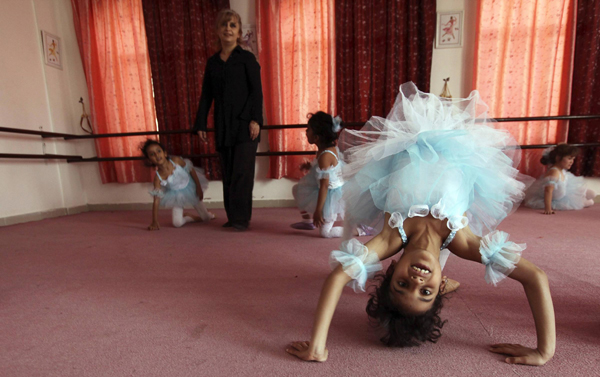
[193,9,264,232]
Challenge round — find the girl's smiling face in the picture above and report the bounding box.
[389,249,446,315]
[556,155,576,170]
[146,144,166,166]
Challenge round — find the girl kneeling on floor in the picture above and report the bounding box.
[141,139,214,230]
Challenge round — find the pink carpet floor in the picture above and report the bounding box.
[1,206,599,376]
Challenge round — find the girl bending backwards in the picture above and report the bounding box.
[286,83,555,366]
[524,144,596,214]
[291,112,374,238]
[141,139,215,230]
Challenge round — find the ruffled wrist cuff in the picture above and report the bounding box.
[329,239,382,292]
[480,230,525,286]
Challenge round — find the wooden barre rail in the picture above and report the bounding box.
[2,143,599,162]
[1,114,599,140]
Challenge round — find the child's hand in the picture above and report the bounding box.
[441,276,460,294]
[489,343,551,366]
[148,222,160,231]
[196,187,204,201]
[286,341,328,362]
[299,161,312,171]
[542,209,555,215]
[313,210,325,228]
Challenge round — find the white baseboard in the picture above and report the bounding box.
[2,205,88,226]
[0,200,296,226]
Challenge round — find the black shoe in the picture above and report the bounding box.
[232,223,248,232]
[222,222,233,228]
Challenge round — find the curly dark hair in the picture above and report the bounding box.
[366,261,447,347]
[307,111,342,148]
[139,139,167,167]
[540,143,579,165]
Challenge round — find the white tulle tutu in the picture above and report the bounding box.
[524,169,588,210]
[293,159,345,221]
[149,158,209,208]
[340,82,530,237]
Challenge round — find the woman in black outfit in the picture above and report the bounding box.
[193,9,263,232]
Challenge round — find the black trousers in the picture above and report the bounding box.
[219,141,258,225]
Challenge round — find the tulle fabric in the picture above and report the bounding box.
[329,239,382,292]
[480,230,525,285]
[292,159,346,221]
[330,237,453,291]
[340,82,530,237]
[149,158,208,208]
[524,170,588,210]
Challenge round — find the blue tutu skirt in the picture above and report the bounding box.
[524,171,588,210]
[159,165,209,209]
[340,82,530,236]
[293,164,345,221]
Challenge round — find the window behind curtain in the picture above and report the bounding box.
[473,0,576,177]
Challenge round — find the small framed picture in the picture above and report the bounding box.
[241,25,258,58]
[436,11,463,49]
[42,31,62,69]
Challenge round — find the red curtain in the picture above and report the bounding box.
[473,0,576,177]
[142,0,229,180]
[257,0,335,179]
[335,0,436,122]
[568,0,600,177]
[72,0,157,183]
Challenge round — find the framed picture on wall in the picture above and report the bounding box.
[436,11,462,49]
[41,31,62,69]
[241,25,258,59]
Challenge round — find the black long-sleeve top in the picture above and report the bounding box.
[192,46,264,150]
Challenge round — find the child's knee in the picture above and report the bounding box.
[586,189,596,200]
[172,217,185,228]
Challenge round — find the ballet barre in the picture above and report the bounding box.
[1,114,599,162]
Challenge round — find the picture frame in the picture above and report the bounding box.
[241,25,258,59]
[41,30,62,69]
[436,11,463,49]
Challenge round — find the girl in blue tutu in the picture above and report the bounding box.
[141,140,215,230]
[287,83,555,366]
[291,112,373,238]
[524,144,596,214]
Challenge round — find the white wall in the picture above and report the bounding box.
[430,0,477,97]
[0,0,94,219]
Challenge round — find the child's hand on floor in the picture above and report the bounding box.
[489,343,550,366]
[148,222,160,230]
[441,277,460,294]
[286,341,328,362]
[313,210,324,228]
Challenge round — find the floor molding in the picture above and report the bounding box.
[1,200,296,226]
[4,197,596,227]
